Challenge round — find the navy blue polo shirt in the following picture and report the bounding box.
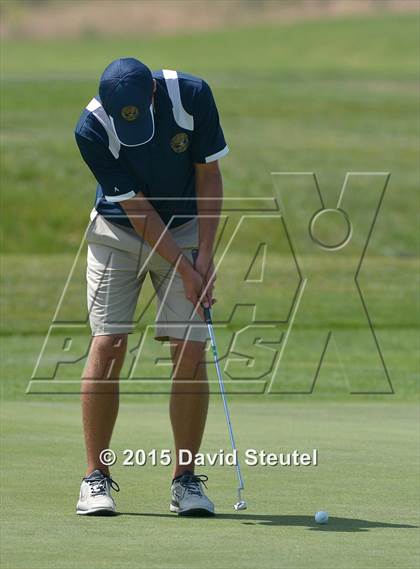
[75,69,229,228]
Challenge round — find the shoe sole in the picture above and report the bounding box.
[169,504,215,517]
[76,508,117,516]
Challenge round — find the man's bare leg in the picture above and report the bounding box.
[169,339,209,478]
[81,334,127,476]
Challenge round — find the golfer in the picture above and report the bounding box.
[74,57,228,516]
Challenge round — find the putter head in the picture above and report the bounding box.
[234,500,247,511]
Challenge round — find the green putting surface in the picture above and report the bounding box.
[1,401,418,569]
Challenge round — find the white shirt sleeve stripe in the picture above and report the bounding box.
[162,69,194,130]
[104,190,136,203]
[205,145,229,163]
[89,208,98,221]
[86,98,101,112]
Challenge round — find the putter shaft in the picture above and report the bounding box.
[206,318,245,493]
[191,249,245,502]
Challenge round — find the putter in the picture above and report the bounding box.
[192,249,247,511]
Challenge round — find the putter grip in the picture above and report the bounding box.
[191,249,212,324]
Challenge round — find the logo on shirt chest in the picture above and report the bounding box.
[170,132,190,153]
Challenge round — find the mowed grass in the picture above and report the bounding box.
[1,400,419,569]
[0,12,419,569]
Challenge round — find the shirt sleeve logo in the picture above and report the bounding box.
[170,132,190,153]
[121,106,139,121]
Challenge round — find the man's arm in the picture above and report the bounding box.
[120,195,204,313]
[194,160,223,307]
[76,129,205,311]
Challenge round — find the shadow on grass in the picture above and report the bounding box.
[117,512,417,532]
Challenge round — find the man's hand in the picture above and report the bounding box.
[178,259,205,319]
[194,250,216,309]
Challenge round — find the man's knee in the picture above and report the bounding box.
[84,334,128,381]
[91,334,128,354]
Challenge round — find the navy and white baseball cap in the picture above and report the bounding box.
[99,57,154,146]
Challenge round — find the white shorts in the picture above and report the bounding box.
[86,213,208,343]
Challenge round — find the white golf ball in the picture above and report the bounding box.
[315,511,328,524]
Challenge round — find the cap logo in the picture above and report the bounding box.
[121,105,139,121]
[170,132,189,153]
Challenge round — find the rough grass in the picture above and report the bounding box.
[1,252,417,400]
[0,14,418,404]
[1,13,418,254]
